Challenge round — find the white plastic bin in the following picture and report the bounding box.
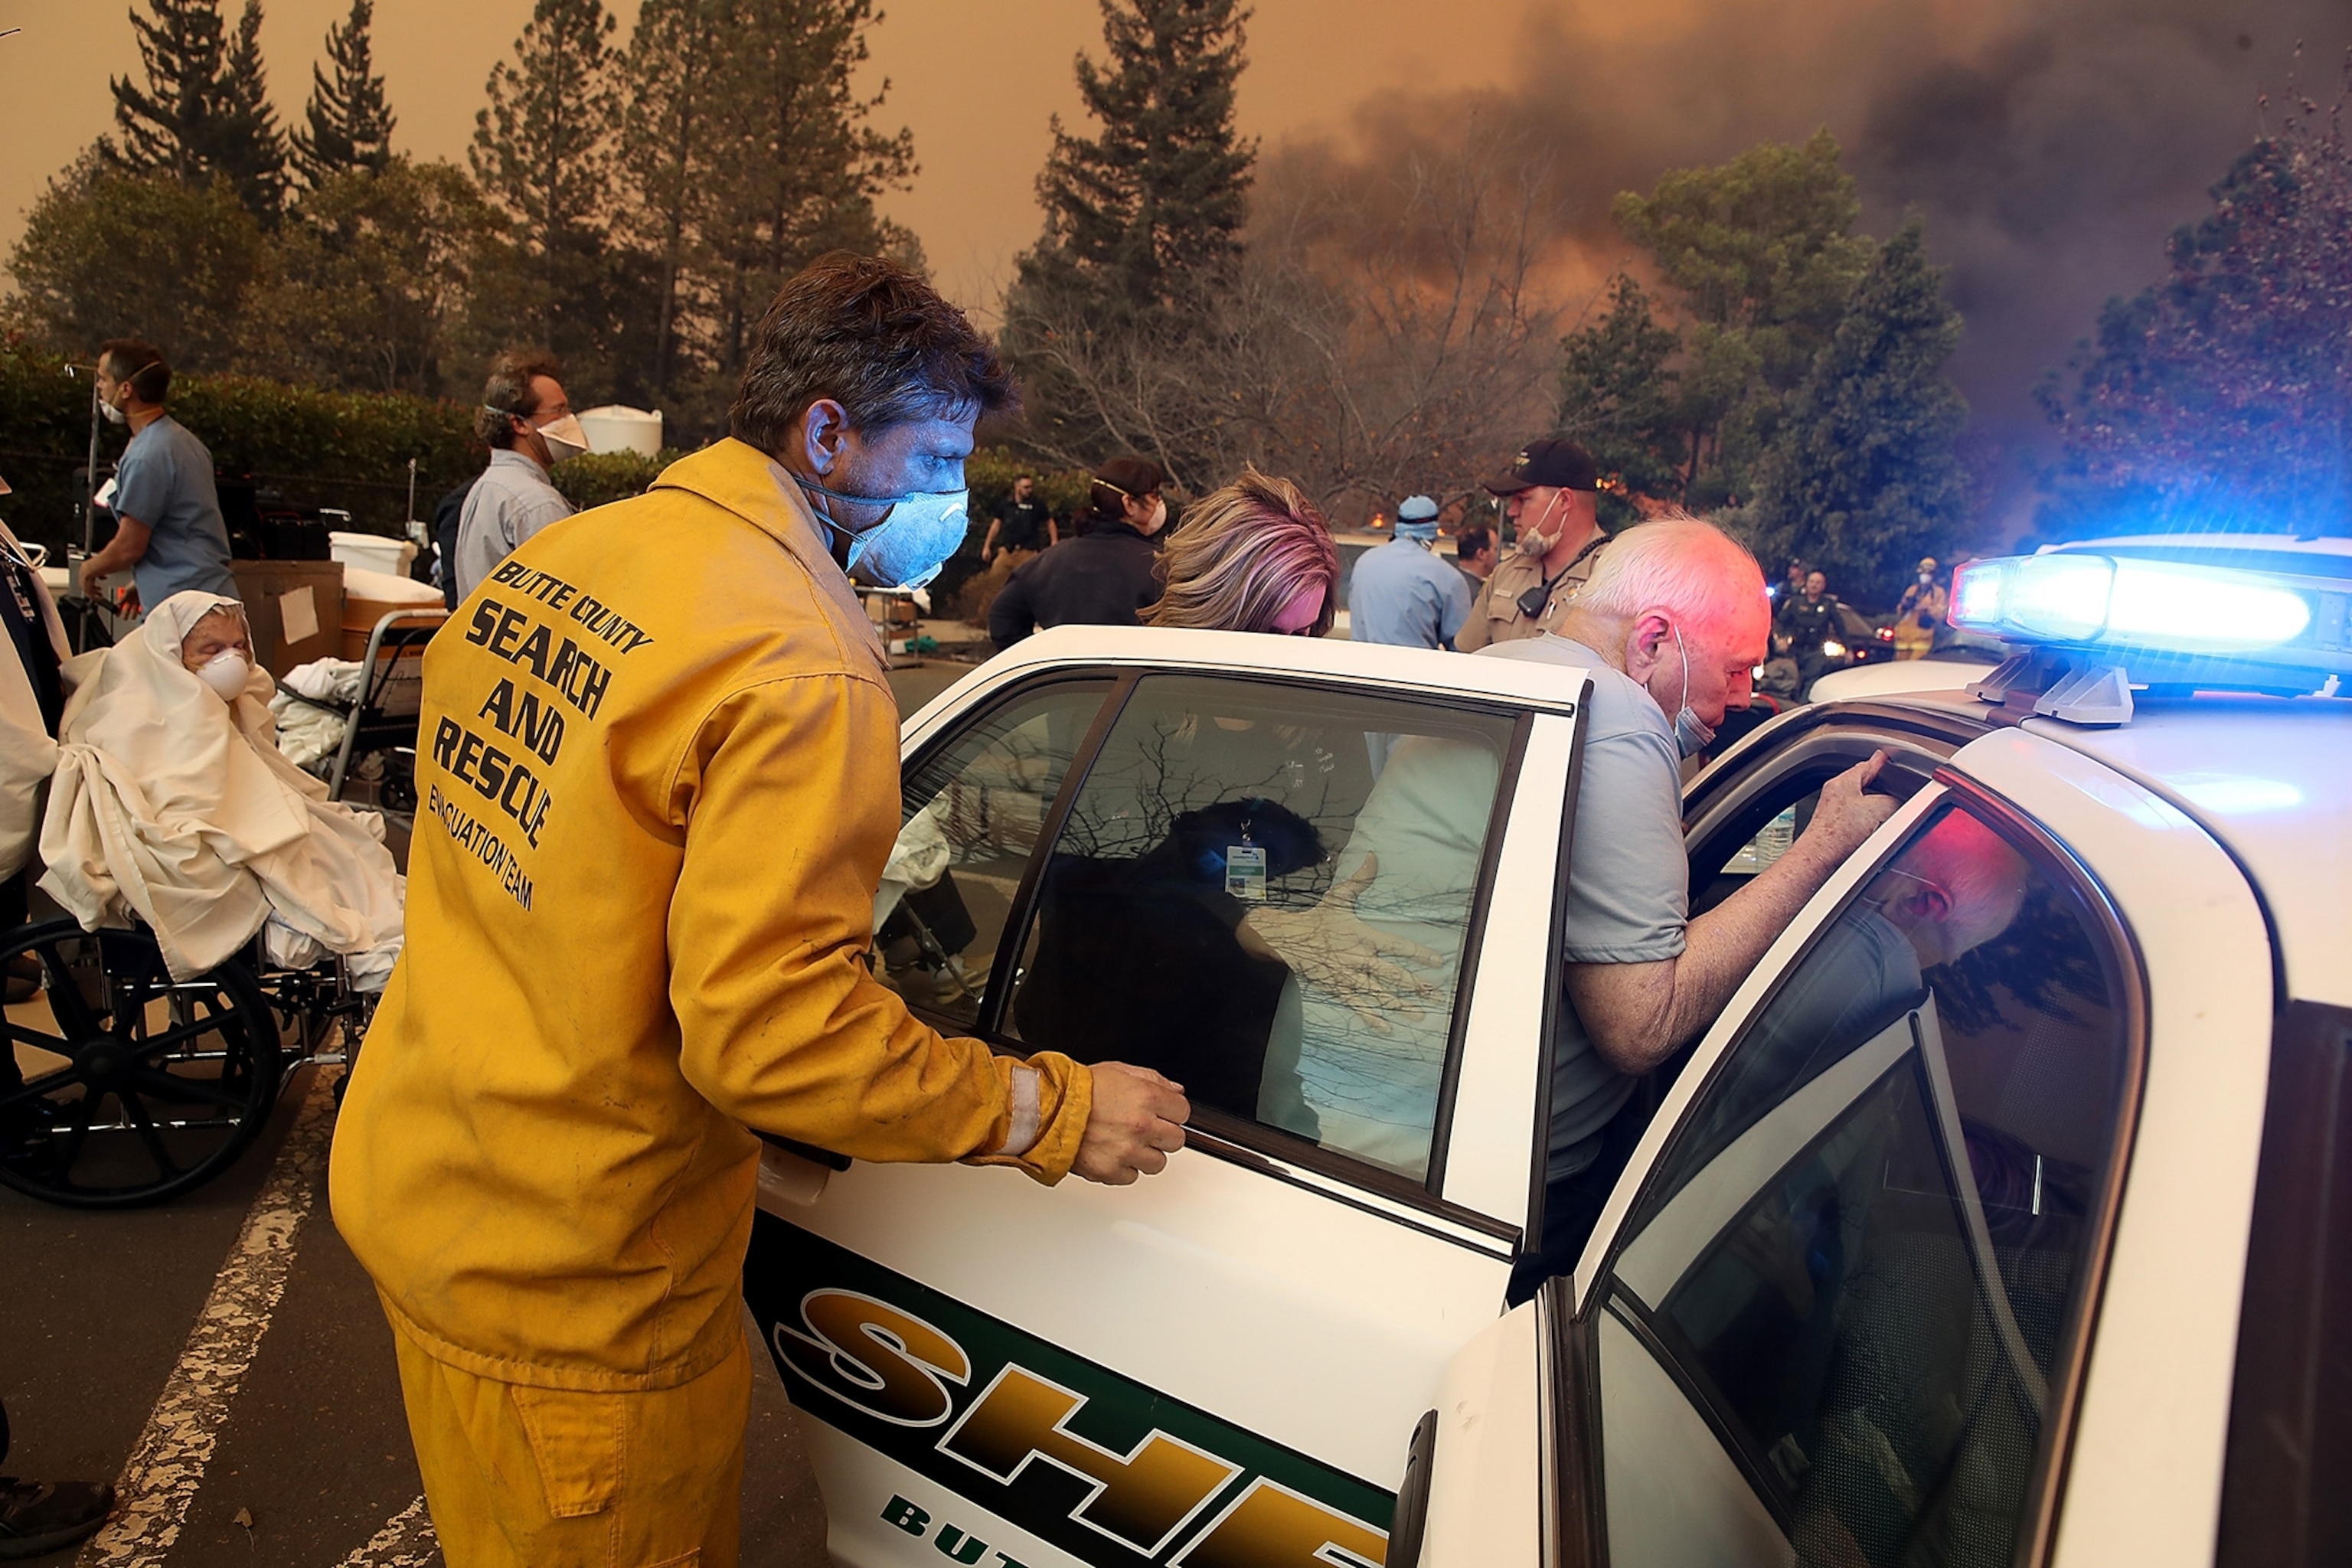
[330,531,419,577]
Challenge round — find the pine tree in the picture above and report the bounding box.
[212,0,289,215]
[106,0,228,178]
[692,0,916,394]
[1003,0,1256,466]
[103,0,285,217]
[291,0,397,188]
[1746,217,1972,601]
[612,0,737,404]
[470,0,619,374]
[1556,274,1685,521]
[1018,0,1253,325]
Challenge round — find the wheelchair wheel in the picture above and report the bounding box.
[0,917,282,1208]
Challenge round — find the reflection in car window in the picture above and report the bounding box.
[1003,675,1517,1182]
[871,682,1109,1029]
[1602,803,2131,1566]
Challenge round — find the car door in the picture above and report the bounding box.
[743,632,1589,1568]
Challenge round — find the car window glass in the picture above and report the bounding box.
[1001,675,1518,1183]
[871,681,1110,1031]
[1600,802,2132,1567]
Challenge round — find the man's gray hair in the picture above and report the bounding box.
[1573,512,1766,638]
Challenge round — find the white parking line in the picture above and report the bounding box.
[75,1064,341,1568]
[335,1494,439,1568]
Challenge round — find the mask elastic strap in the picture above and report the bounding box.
[788,472,912,511]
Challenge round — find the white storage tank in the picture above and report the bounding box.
[576,405,665,458]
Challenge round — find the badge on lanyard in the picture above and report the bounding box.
[1224,818,1268,902]
[2,553,37,626]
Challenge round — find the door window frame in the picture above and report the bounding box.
[891,662,1547,1233]
[1544,766,2150,1568]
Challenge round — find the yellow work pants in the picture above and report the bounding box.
[387,1307,752,1567]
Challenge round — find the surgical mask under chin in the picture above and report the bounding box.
[532,413,590,464]
[195,650,250,702]
[1513,492,1567,555]
[1669,626,1717,760]
[100,397,128,427]
[792,475,971,590]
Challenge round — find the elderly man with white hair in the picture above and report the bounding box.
[1481,514,1899,1288]
[1250,515,1901,1295]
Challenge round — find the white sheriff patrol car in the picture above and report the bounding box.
[743,538,2350,1568]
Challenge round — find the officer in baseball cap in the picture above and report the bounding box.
[1456,437,1611,652]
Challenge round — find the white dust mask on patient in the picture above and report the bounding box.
[195,650,250,702]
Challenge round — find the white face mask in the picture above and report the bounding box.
[196,649,250,703]
[532,413,590,464]
[100,396,129,426]
[1142,496,1168,535]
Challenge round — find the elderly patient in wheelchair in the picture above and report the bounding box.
[35,591,405,989]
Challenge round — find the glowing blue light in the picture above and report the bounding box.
[1949,554,2314,653]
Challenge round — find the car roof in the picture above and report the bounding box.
[1804,656,1995,704]
[2017,698,2352,1007]
[967,624,1592,714]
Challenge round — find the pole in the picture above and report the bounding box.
[406,457,417,528]
[81,365,101,556]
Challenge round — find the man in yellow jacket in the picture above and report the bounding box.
[331,253,1190,1566]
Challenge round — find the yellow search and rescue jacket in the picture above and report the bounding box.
[330,438,1093,1393]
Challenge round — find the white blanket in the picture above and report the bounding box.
[270,657,362,769]
[38,592,405,988]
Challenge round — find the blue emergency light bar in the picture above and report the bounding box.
[1949,552,2322,652]
[1949,551,2350,714]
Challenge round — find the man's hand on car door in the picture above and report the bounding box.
[1073,1063,1191,1184]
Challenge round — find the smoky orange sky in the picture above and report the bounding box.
[4,0,2345,475]
[0,0,1530,313]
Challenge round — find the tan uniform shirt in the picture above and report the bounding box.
[332,439,1092,1393]
[1455,531,1612,652]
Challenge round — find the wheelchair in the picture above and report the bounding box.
[0,604,439,1209]
[0,916,376,1210]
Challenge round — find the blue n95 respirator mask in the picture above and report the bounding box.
[1670,625,1718,760]
[791,475,972,590]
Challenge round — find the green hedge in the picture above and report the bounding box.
[0,338,482,554]
[549,448,686,511]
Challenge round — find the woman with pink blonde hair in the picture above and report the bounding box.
[1145,467,1339,637]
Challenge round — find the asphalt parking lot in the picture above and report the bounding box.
[0,1060,834,1568]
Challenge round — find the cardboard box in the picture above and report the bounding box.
[230,559,345,677]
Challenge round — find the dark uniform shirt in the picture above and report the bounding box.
[987,525,1162,649]
[1456,531,1611,652]
[0,542,61,733]
[1775,592,1843,657]
[991,496,1054,554]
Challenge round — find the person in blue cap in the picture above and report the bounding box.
[1348,494,1472,652]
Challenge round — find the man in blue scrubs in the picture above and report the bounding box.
[1348,495,1472,651]
[75,341,238,616]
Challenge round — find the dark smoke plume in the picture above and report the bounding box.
[1295,0,2352,515]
